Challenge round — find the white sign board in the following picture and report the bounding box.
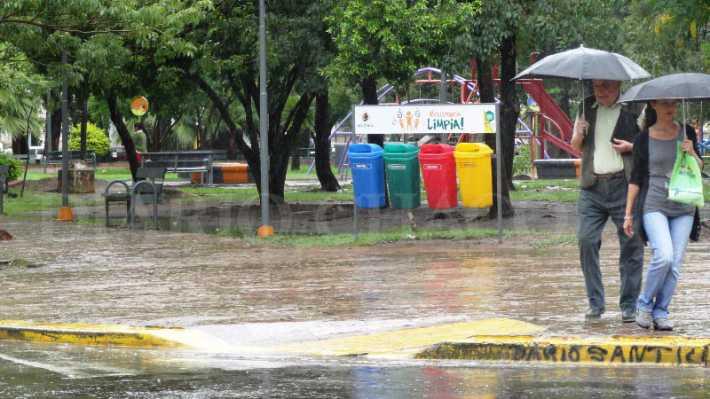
[353,104,497,135]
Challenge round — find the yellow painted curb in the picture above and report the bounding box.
[0,320,187,349]
[416,335,710,367]
[277,318,546,358]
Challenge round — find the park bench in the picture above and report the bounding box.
[533,158,581,179]
[103,167,166,228]
[44,150,97,168]
[0,165,7,214]
[140,150,227,185]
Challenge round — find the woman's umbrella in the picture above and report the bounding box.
[514,45,651,116]
[618,72,710,131]
[618,73,710,103]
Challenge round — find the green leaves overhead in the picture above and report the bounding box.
[326,0,480,89]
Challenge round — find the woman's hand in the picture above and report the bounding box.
[681,139,696,156]
[623,217,634,237]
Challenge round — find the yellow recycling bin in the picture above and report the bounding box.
[454,143,493,208]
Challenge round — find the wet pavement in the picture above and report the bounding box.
[1,212,710,397]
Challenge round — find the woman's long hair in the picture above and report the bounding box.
[637,102,657,131]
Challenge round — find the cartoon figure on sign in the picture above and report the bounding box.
[397,110,404,129]
[405,111,413,131]
[414,110,421,129]
[483,110,495,133]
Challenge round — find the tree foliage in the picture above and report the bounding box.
[69,122,109,156]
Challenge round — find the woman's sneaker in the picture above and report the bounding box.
[635,310,653,329]
[654,318,674,331]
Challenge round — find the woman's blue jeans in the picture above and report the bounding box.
[637,212,694,320]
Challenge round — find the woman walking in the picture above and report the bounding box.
[623,100,703,331]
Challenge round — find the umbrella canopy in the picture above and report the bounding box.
[513,45,651,81]
[618,73,710,103]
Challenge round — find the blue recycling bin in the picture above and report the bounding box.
[348,143,385,208]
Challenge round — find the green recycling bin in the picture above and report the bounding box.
[383,143,420,209]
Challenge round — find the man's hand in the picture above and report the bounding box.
[571,116,588,151]
[611,138,633,154]
[573,117,589,138]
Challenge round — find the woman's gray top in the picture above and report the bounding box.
[643,130,695,217]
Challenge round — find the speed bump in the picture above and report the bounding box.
[0,320,204,349]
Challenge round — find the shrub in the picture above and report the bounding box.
[513,143,531,177]
[0,153,23,181]
[69,123,110,157]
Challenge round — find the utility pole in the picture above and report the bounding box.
[57,51,73,221]
[256,0,273,237]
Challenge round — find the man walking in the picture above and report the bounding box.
[570,79,643,322]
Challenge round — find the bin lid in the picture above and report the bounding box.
[384,142,418,154]
[420,144,454,154]
[348,143,383,154]
[454,143,493,155]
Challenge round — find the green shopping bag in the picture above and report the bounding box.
[668,143,704,208]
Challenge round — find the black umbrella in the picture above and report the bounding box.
[514,45,651,116]
[618,73,710,103]
[618,73,710,131]
[514,45,651,81]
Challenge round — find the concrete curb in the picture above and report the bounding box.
[3,318,710,368]
[417,335,710,367]
[0,320,186,349]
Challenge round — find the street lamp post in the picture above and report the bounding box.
[57,51,73,222]
[256,0,273,237]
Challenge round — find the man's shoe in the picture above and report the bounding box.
[621,308,636,323]
[654,318,674,331]
[635,310,653,329]
[585,308,604,319]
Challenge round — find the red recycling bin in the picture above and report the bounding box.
[419,144,458,209]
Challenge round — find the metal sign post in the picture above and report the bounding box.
[495,102,502,242]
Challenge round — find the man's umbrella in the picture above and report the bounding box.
[513,45,651,117]
[618,72,710,133]
[513,45,651,81]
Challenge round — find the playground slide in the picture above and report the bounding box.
[518,79,580,157]
[519,80,573,139]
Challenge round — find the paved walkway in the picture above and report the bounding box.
[0,210,709,367]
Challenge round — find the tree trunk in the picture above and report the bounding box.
[291,149,301,171]
[107,95,140,180]
[314,90,340,191]
[11,137,28,155]
[51,109,61,150]
[79,83,89,158]
[361,75,383,148]
[490,33,517,218]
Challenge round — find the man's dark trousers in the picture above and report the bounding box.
[577,173,643,313]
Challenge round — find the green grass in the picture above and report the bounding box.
[179,185,353,203]
[1,189,101,216]
[214,226,578,248]
[285,165,339,180]
[511,179,580,203]
[21,167,183,182]
[217,226,524,248]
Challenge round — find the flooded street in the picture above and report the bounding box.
[1,339,709,398]
[1,217,710,397]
